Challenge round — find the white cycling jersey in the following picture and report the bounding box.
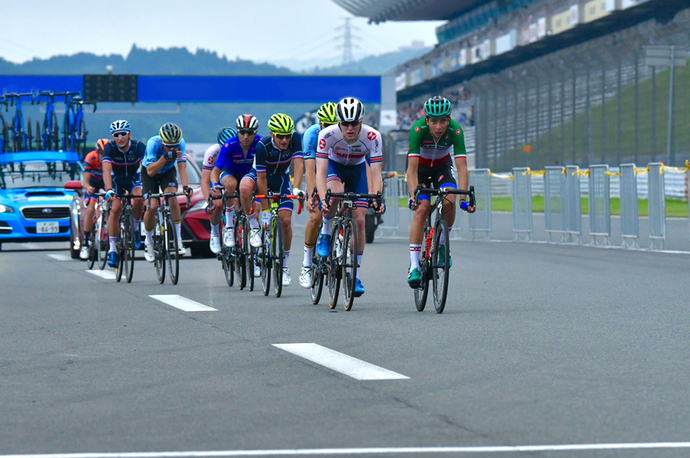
[315,124,383,166]
[202,144,221,170]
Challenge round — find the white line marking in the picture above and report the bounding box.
[5,442,690,457]
[273,343,409,381]
[86,270,116,280]
[21,243,42,250]
[149,294,217,312]
[47,253,71,261]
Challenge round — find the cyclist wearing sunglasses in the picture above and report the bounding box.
[211,114,262,252]
[142,122,191,261]
[238,113,304,286]
[79,138,110,260]
[203,127,237,254]
[102,120,146,268]
[406,95,475,288]
[297,102,338,288]
[315,97,384,297]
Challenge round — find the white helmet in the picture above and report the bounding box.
[109,119,131,133]
[335,97,365,123]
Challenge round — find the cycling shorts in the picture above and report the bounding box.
[326,160,369,208]
[245,170,293,211]
[417,162,457,202]
[85,176,105,205]
[142,167,178,200]
[220,169,245,185]
[112,174,142,198]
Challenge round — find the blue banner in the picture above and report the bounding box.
[0,76,83,94]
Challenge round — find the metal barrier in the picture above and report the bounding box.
[375,172,401,239]
[469,168,491,239]
[619,164,639,249]
[512,167,532,241]
[544,166,566,242]
[588,165,611,246]
[565,165,582,244]
[648,162,666,250]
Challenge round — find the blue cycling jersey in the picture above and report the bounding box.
[302,123,321,161]
[143,135,187,175]
[253,134,303,176]
[215,135,262,177]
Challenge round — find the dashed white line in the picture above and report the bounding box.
[149,294,217,312]
[47,253,72,261]
[86,270,116,280]
[273,343,409,381]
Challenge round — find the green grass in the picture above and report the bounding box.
[398,196,688,217]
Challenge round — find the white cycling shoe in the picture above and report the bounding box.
[177,240,187,256]
[299,266,312,289]
[223,227,235,248]
[210,235,221,254]
[144,244,155,263]
[79,245,89,260]
[249,228,262,248]
[282,267,291,286]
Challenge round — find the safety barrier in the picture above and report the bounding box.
[619,164,639,248]
[469,168,491,239]
[648,163,666,250]
[512,167,532,241]
[375,172,401,239]
[588,165,611,246]
[544,166,567,242]
[565,165,582,244]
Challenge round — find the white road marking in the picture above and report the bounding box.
[86,270,116,280]
[273,343,409,381]
[47,253,71,261]
[149,294,217,312]
[5,442,690,457]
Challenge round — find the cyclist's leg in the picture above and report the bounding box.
[221,172,239,237]
[142,172,160,247]
[108,178,123,250]
[239,173,259,230]
[433,163,458,250]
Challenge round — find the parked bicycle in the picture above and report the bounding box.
[63,95,96,155]
[6,92,35,152]
[115,193,140,283]
[38,90,74,151]
[0,96,9,153]
[148,191,188,285]
[412,185,475,314]
[255,192,303,298]
[322,190,381,311]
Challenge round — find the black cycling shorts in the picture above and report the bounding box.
[142,167,178,200]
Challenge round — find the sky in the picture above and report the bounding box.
[1,0,443,67]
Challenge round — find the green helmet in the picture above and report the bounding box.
[316,102,337,125]
[267,113,295,135]
[424,96,452,118]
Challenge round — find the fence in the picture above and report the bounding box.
[588,165,611,246]
[512,167,532,241]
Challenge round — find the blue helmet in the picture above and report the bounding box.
[217,127,237,145]
[109,119,131,133]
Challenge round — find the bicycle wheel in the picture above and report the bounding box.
[77,119,87,156]
[166,214,179,285]
[260,229,271,296]
[115,221,124,282]
[414,224,432,312]
[431,218,450,314]
[234,220,246,289]
[51,118,59,150]
[271,216,283,298]
[87,229,97,269]
[62,113,70,151]
[341,220,358,312]
[244,222,255,292]
[221,245,234,287]
[327,224,341,310]
[310,250,324,305]
[155,217,166,284]
[96,212,108,270]
[124,215,135,283]
[27,117,33,151]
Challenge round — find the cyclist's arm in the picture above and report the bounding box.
[257,172,269,211]
[292,156,304,192]
[102,162,113,191]
[82,170,92,190]
[146,155,168,176]
[316,158,328,202]
[366,162,373,194]
[454,156,469,202]
[370,161,383,195]
[201,169,211,201]
[406,156,419,199]
[305,159,316,196]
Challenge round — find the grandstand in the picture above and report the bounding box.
[333,0,690,170]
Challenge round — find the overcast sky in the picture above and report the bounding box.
[1,0,442,65]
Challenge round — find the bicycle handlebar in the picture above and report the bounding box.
[324,190,383,211]
[253,193,304,215]
[69,99,97,112]
[414,185,476,209]
[147,191,189,208]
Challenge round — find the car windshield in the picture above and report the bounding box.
[177,161,201,185]
[0,160,81,189]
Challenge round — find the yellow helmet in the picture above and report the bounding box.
[317,102,337,125]
[267,113,294,135]
[159,122,183,145]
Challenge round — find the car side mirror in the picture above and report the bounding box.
[64,180,83,195]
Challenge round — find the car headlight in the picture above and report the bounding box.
[187,199,208,213]
[0,204,14,213]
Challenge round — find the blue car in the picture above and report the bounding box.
[0,150,82,251]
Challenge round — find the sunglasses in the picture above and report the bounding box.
[112,131,129,138]
[275,133,292,140]
[238,129,256,136]
[163,143,180,149]
[340,120,360,128]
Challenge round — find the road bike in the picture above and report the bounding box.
[63,95,96,155]
[308,190,326,304]
[209,188,239,287]
[323,190,381,312]
[148,192,187,285]
[115,193,140,284]
[94,197,110,270]
[38,90,73,151]
[6,92,35,152]
[412,185,475,314]
[255,193,303,298]
[85,192,106,270]
[0,96,9,153]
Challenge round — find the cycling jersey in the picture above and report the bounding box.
[215,135,262,177]
[253,135,303,176]
[84,150,103,179]
[143,136,187,175]
[202,144,220,171]
[408,118,466,167]
[302,123,321,160]
[316,124,382,166]
[102,140,146,179]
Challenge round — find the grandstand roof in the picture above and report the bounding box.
[331,0,491,23]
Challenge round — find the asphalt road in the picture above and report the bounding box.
[2,233,690,457]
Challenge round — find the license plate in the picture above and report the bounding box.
[36,222,59,234]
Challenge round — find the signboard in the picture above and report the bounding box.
[644,46,688,67]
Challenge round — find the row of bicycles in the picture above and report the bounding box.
[0,90,96,155]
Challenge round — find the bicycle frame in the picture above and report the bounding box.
[39,91,72,151]
[64,95,96,154]
[7,92,34,152]
[148,192,187,285]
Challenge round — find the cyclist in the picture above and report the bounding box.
[298,102,338,288]
[79,138,109,260]
[202,127,237,254]
[238,113,304,286]
[102,120,146,268]
[315,97,384,297]
[406,95,475,288]
[211,114,262,254]
[142,122,192,262]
